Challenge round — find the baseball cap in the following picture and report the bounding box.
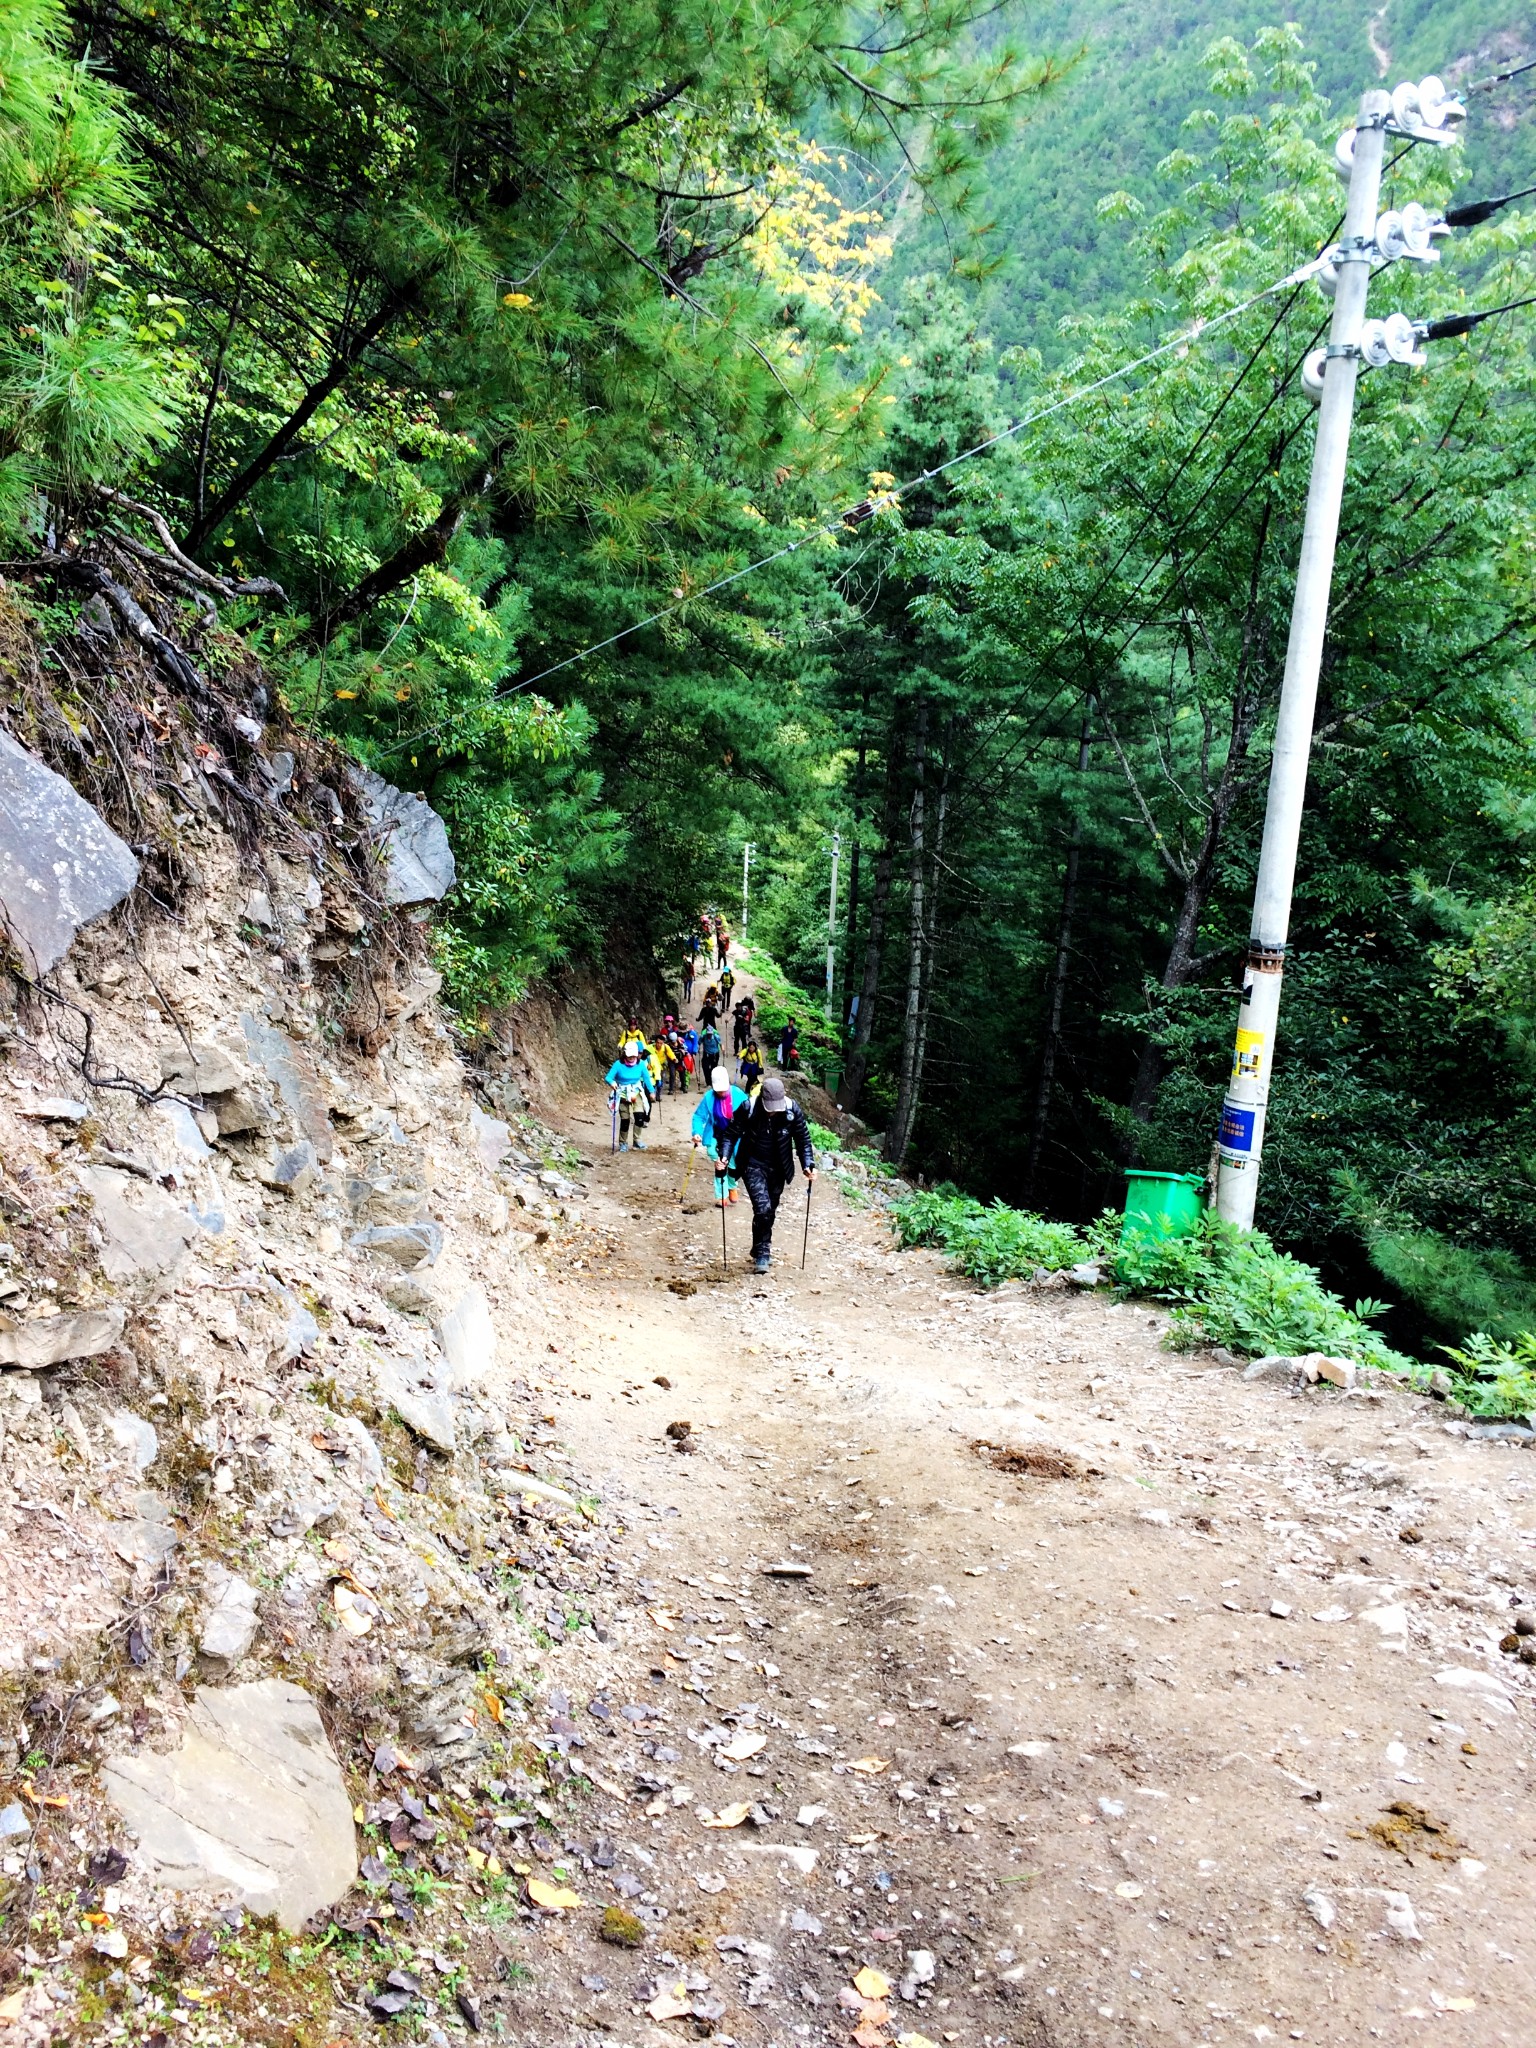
[711,1066,732,1093]
[760,1076,788,1114]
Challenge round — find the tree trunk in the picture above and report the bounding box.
[838,735,899,1112]
[184,277,421,552]
[1126,501,1274,1137]
[1025,704,1093,1200]
[1126,691,1261,1131]
[886,701,928,1166]
[907,725,950,1156]
[843,730,867,1026]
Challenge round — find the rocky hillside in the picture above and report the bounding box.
[0,589,644,2042]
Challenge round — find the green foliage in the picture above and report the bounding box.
[892,1186,1413,1372]
[0,0,186,524]
[891,1186,1103,1283]
[1115,1216,1410,1371]
[1438,1332,1536,1422]
[1335,1169,1536,1344]
[808,1121,842,1154]
[735,944,840,1071]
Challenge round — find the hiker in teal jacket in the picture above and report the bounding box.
[605,1041,653,1151]
[691,1064,748,1204]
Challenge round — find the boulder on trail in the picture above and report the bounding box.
[102,1679,357,1931]
[0,727,139,975]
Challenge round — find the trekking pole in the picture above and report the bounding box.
[679,1147,696,1205]
[610,1093,618,1154]
[801,1175,813,1270]
[720,1165,729,1274]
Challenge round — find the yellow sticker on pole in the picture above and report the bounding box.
[1232,1027,1265,1081]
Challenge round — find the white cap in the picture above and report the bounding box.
[624,1040,640,1060]
[711,1066,732,1093]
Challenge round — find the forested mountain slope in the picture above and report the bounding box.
[886,0,1536,352]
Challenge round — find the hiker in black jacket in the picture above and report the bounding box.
[731,1074,815,1273]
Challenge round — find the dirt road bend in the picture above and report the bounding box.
[496,1069,1536,2048]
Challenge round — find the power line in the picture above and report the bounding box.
[376,256,1332,764]
[1468,54,1536,92]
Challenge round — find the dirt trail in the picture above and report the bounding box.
[510,1006,1536,2047]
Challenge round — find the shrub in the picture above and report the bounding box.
[1119,1217,1411,1372]
[1438,1332,1536,1420]
[890,1187,1099,1285]
[891,1189,1415,1374]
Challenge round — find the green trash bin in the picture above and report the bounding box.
[1120,1169,1206,1246]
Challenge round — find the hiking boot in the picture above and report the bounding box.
[753,1252,771,1274]
[633,1139,646,1149]
[726,1188,740,1205]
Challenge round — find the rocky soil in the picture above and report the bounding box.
[1,904,1534,2048]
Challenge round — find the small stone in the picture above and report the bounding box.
[269,1141,319,1195]
[0,1304,126,1369]
[432,1283,497,1393]
[17,1096,89,1122]
[107,1411,158,1474]
[0,1804,30,1841]
[1316,1355,1357,1390]
[1269,1599,1292,1619]
[159,1041,248,1097]
[350,1222,444,1269]
[93,1928,129,1959]
[1359,1603,1408,1646]
[1065,1262,1102,1289]
[1381,1889,1420,1941]
[200,1572,260,1668]
[1302,1886,1335,1930]
[1243,1354,1302,1384]
[1097,1797,1125,1818]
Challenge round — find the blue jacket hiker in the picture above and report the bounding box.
[605,1042,653,1150]
[691,1065,748,1204]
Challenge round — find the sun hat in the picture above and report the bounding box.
[711,1066,732,1093]
[760,1076,788,1114]
[624,1040,640,1060]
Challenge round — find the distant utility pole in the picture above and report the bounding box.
[824,831,841,1022]
[741,842,755,939]
[1214,77,1462,1227]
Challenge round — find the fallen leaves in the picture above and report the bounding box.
[844,1756,889,1776]
[526,1877,582,1911]
[649,1606,679,1631]
[853,1966,891,2000]
[701,1801,753,1829]
[720,1728,766,1762]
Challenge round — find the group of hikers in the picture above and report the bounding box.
[602,910,814,1273]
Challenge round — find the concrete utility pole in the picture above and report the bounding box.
[1213,90,1391,1229]
[824,831,841,1022]
[740,842,754,939]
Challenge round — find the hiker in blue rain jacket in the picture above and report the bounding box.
[604,1041,653,1151]
[691,1064,748,1205]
